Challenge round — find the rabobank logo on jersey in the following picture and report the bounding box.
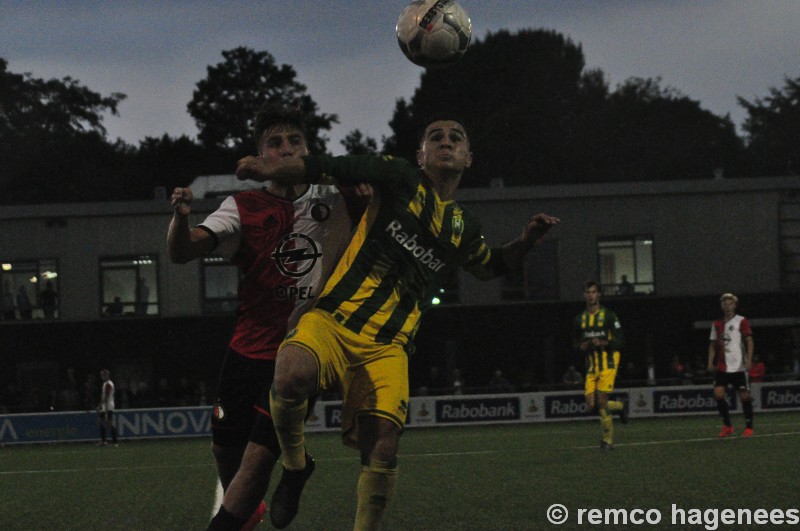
[385,220,447,272]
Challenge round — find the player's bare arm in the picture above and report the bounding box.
[745,336,754,370]
[167,187,216,264]
[235,155,308,183]
[466,212,560,280]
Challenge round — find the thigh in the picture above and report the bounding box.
[212,350,275,447]
[280,309,348,394]
[342,343,409,449]
[596,368,618,394]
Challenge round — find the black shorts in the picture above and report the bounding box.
[713,371,750,391]
[211,348,276,448]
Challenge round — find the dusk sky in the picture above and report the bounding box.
[2,1,799,155]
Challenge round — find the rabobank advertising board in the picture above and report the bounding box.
[3,383,798,444]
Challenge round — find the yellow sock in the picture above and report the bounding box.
[269,388,308,470]
[607,400,623,412]
[600,408,613,444]
[354,459,398,531]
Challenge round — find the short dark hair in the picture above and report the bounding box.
[418,113,470,146]
[584,280,601,293]
[253,104,308,148]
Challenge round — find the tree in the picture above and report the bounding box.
[0,58,135,204]
[187,47,337,160]
[341,129,378,155]
[739,76,800,176]
[597,77,744,181]
[383,30,744,186]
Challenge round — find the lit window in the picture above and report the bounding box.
[99,255,159,317]
[597,237,655,296]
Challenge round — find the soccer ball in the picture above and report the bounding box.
[396,0,472,69]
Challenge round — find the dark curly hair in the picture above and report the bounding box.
[253,104,308,149]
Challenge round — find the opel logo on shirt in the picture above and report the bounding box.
[271,232,322,278]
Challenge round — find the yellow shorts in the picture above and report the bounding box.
[281,308,409,448]
[584,368,618,396]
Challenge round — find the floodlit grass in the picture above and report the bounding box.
[1,412,798,530]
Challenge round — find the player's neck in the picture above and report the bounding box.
[269,182,309,201]
[586,302,600,313]
[424,169,461,201]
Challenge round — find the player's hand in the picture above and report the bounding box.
[707,363,715,372]
[579,340,589,351]
[521,213,560,246]
[235,155,271,182]
[171,187,193,216]
[352,183,375,199]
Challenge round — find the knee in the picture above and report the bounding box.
[273,348,316,397]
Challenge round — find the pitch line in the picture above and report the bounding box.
[575,430,800,449]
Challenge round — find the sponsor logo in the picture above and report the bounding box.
[653,389,737,413]
[0,418,18,441]
[385,220,447,272]
[436,398,520,422]
[325,404,342,428]
[310,202,331,222]
[271,232,322,278]
[545,394,594,418]
[117,410,211,435]
[761,385,800,409]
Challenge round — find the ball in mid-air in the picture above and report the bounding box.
[396,0,472,69]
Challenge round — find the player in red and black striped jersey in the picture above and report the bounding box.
[708,292,755,437]
[236,116,560,530]
[170,105,368,531]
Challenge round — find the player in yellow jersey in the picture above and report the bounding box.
[574,280,628,449]
[237,116,560,530]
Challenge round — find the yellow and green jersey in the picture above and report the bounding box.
[303,154,490,350]
[573,306,624,374]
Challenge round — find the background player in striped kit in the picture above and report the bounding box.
[708,292,755,437]
[574,280,628,449]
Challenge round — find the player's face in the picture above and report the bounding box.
[257,125,309,163]
[584,285,601,306]
[721,298,736,316]
[416,120,473,175]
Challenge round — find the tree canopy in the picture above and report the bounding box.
[0,32,797,205]
[383,29,745,186]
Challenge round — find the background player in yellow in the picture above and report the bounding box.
[574,280,628,449]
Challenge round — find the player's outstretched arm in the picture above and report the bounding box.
[466,212,559,281]
[235,155,308,183]
[167,187,216,264]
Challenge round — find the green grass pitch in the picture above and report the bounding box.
[1,411,798,530]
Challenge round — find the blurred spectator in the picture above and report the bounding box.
[16,285,33,319]
[669,355,688,384]
[420,365,447,396]
[194,380,210,406]
[156,377,174,406]
[39,281,58,319]
[81,371,98,411]
[562,365,584,387]
[175,375,193,406]
[451,368,465,395]
[2,281,16,320]
[748,355,766,383]
[2,383,22,412]
[488,369,514,393]
[58,367,81,410]
[616,275,634,296]
[135,277,150,316]
[105,296,124,316]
